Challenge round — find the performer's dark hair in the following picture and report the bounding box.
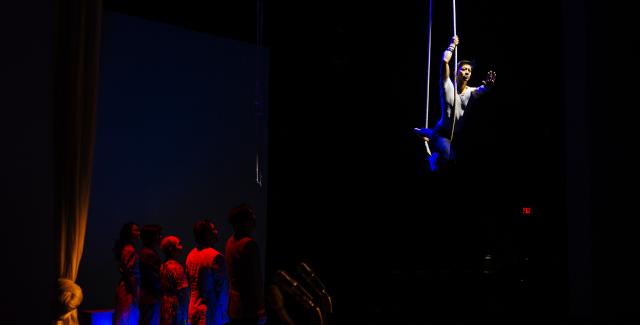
[193,219,215,246]
[141,224,163,246]
[113,222,138,261]
[228,203,255,229]
[457,60,475,70]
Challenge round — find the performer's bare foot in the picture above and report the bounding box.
[413,127,433,140]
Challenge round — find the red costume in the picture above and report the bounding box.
[186,247,229,325]
[114,243,140,324]
[160,259,188,325]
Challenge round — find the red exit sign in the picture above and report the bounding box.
[522,207,532,216]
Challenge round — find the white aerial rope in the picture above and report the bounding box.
[424,0,458,153]
[450,0,458,142]
[424,0,433,156]
[255,0,265,187]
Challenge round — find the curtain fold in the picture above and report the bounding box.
[53,0,102,324]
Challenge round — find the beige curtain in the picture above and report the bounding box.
[53,0,102,324]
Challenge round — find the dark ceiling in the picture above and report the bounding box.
[105,0,259,43]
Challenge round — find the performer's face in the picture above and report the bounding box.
[162,236,184,257]
[247,212,257,230]
[210,223,219,244]
[131,224,141,240]
[173,239,184,255]
[458,64,472,82]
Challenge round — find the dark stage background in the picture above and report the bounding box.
[264,0,565,323]
[76,12,268,311]
[2,0,638,323]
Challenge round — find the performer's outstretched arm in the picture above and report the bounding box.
[475,70,496,97]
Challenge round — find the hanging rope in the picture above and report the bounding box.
[255,0,264,187]
[450,0,458,142]
[422,0,459,160]
[424,0,458,154]
[423,0,434,156]
[425,0,433,129]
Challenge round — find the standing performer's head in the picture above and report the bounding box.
[193,219,219,247]
[160,235,184,260]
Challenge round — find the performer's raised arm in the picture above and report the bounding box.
[441,35,458,83]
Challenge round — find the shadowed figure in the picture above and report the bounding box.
[113,222,141,325]
[139,224,164,325]
[226,204,265,325]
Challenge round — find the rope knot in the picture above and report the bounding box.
[55,278,83,320]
